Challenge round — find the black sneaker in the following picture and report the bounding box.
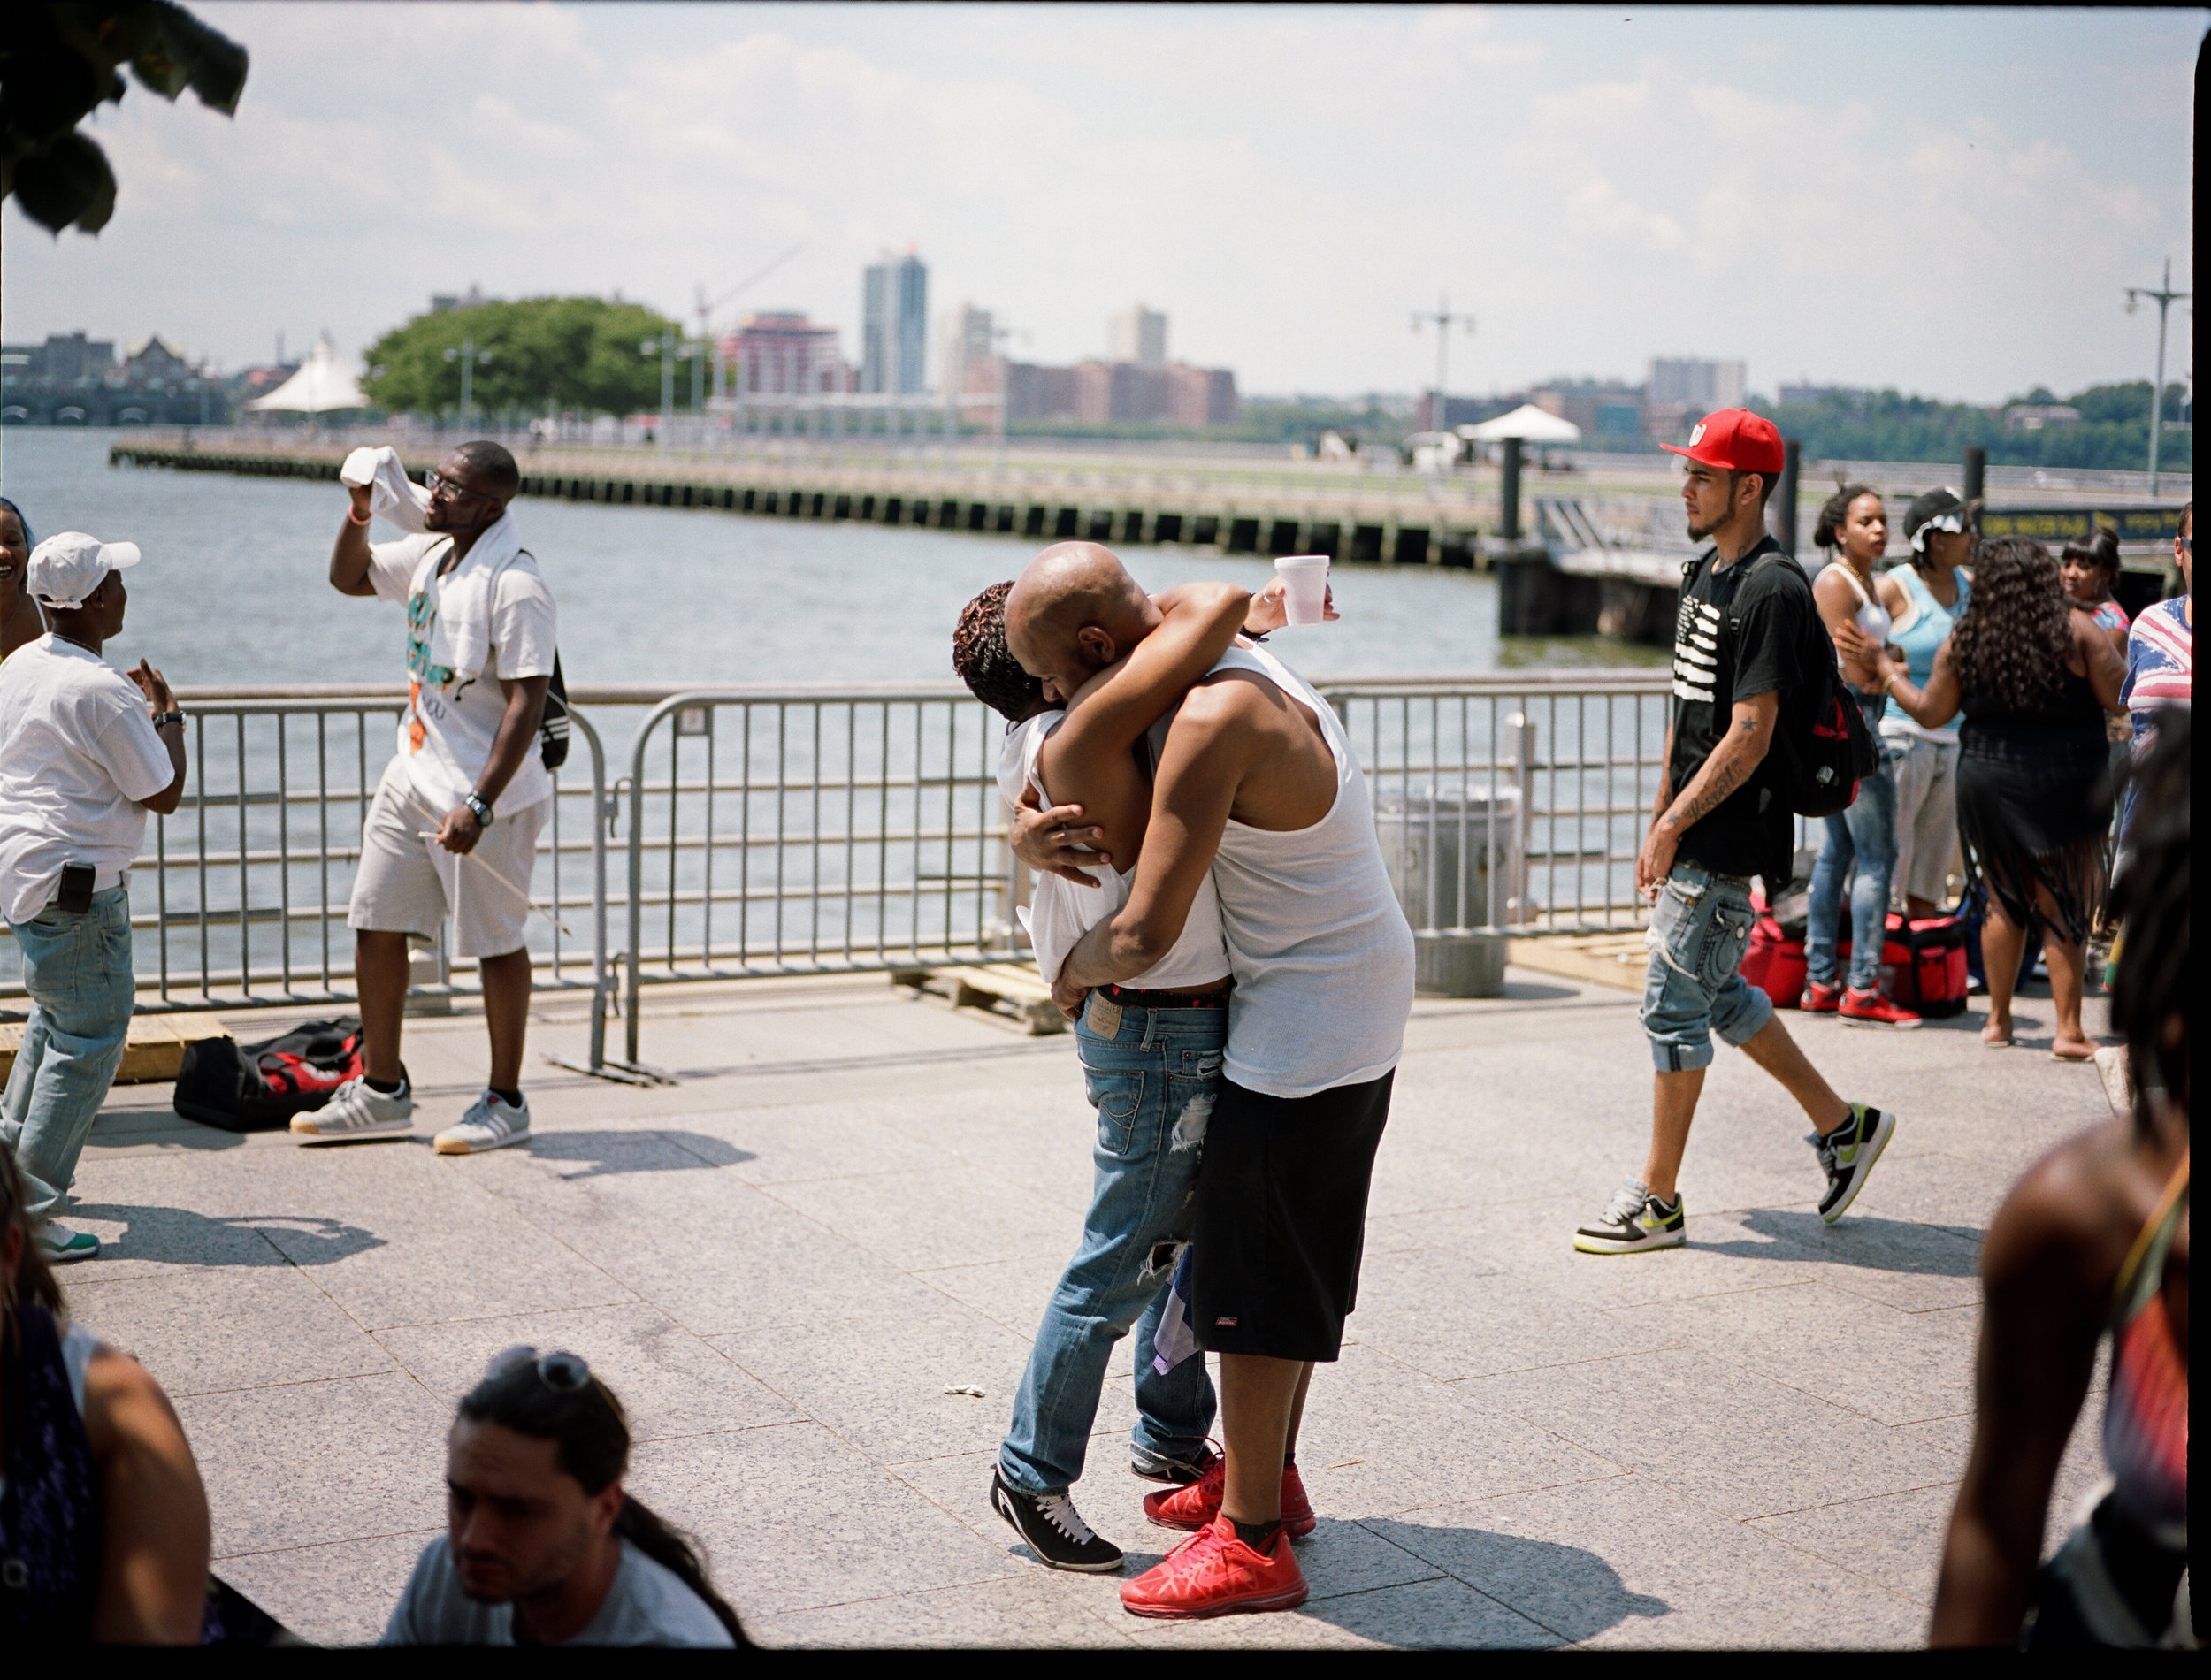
[1130,1439,1220,1486]
[1572,1179,1687,1255]
[989,1470,1123,1572]
[1813,1103,1896,1224]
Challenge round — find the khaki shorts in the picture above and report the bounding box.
[347,772,548,958]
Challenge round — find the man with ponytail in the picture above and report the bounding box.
[384,1348,743,1646]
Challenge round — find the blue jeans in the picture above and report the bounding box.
[1641,865,1771,1073]
[2,889,135,1223]
[998,997,1224,1498]
[1806,691,1900,991]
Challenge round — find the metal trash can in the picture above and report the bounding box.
[1373,787,1526,934]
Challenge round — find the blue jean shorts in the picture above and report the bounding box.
[1640,863,1772,1072]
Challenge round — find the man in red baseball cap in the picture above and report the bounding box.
[1572,409,1900,1256]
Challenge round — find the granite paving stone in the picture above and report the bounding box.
[49,968,2115,1647]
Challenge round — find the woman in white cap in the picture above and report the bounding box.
[1885,488,1975,920]
[0,533,187,1264]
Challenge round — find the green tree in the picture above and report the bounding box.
[361,297,684,421]
[2,3,248,234]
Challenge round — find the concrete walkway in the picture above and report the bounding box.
[58,967,2115,1647]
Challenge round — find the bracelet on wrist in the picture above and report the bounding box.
[347,505,372,526]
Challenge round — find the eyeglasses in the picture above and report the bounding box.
[488,1344,593,1392]
[424,470,493,507]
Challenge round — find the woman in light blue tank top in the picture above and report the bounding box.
[1877,496,1972,920]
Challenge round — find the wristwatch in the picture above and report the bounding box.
[464,791,494,826]
[151,709,186,729]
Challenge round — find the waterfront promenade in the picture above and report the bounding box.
[57,965,2114,1647]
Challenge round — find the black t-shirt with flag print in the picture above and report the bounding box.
[1665,536,1824,887]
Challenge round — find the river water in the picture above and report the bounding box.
[1,427,1657,690]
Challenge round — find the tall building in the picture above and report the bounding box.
[1108,304,1167,368]
[861,252,929,395]
[937,303,994,399]
[721,311,847,396]
[1647,357,1746,411]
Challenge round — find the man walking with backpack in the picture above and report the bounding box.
[1573,410,1897,1256]
[293,442,555,1156]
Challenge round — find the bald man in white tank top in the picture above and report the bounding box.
[1009,547,1414,1622]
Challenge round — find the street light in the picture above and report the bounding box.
[639,327,705,447]
[2124,257,2192,496]
[1412,292,1475,452]
[443,336,493,428]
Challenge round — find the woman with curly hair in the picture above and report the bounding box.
[1861,538,2125,1058]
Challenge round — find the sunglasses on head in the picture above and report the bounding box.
[489,1345,593,1393]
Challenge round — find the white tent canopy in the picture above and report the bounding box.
[247,332,369,413]
[1458,402,1581,444]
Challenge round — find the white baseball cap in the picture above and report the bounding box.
[27,531,142,609]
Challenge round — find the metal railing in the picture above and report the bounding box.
[3,673,1695,1082]
[0,690,614,1073]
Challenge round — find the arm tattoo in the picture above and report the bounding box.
[1664,714,1765,830]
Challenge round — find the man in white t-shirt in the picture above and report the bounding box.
[294,443,557,1156]
[0,533,187,1264]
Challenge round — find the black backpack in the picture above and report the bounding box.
[1738,551,1881,819]
[172,1017,365,1133]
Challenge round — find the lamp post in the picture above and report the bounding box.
[2124,257,2192,496]
[1411,292,1474,449]
[443,335,492,430]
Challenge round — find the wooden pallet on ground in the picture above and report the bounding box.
[0,1011,229,1085]
[1506,933,1650,994]
[891,964,1068,1035]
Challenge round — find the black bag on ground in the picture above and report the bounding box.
[173,1017,364,1133]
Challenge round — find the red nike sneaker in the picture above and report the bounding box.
[1839,987,1922,1030]
[1119,1515,1309,1620]
[1801,981,1843,1014]
[1142,1456,1315,1539]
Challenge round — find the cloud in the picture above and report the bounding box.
[2,4,2192,403]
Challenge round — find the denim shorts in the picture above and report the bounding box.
[1639,863,1772,1073]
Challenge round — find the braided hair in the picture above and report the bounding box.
[2109,714,2190,1132]
[1946,538,2075,712]
[952,581,1044,722]
[1811,482,1881,553]
[457,1355,747,1645]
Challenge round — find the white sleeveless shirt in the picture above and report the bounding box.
[1168,645,1415,1099]
[996,712,1230,989]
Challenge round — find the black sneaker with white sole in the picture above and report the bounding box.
[1813,1103,1896,1223]
[1129,1439,1219,1486]
[1572,1179,1687,1254]
[990,1470,1123,1572]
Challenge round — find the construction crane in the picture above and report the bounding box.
[693,241,808,403]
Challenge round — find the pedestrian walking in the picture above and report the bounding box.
[1802,482,1919,1025]
[950,563,1251,1573]
[0,534,186,1265]
[1573,410,1896,1257]
[1930,716,2189,1649]
[1016,547,1417,1621]
[1883,488,1975,919]
[0,497,43,661]
[1867,538,2127,1059]
[293,443,557,1155]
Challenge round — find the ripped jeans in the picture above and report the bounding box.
[998,997,1226,1499]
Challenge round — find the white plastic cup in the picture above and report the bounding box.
[1274,554,1330,625]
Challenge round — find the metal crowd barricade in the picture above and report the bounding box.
[0,687,617,1078]
[1321,671,1675,935]
[615,684,1007,1073]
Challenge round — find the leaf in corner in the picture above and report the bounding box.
[12,132,119,234]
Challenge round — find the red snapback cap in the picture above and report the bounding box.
[1662,408,1785,477]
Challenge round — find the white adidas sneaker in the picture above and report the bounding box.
[292,1076,415,1143]
[434,1090,532,1156]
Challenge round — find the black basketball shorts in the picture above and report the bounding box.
[1190,1069,1394,1363]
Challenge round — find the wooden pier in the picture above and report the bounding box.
[109,439,1502,570]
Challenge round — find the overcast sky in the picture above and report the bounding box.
[4,4,2198,404]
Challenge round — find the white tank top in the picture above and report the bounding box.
[1822,560,1893,644]
[995,713,1229,989]
[1174,645,1415,1099]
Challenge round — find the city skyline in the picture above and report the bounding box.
[1,4,2194,406]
